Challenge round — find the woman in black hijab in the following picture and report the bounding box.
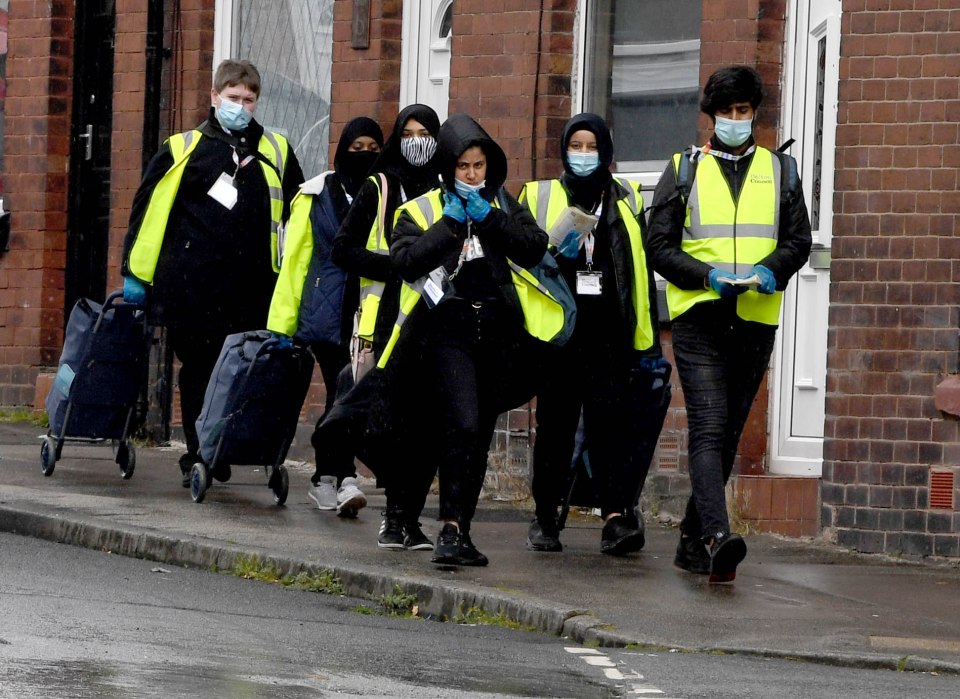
[327,104,443,551]
[518,113,666,557]
[267,116,384,517]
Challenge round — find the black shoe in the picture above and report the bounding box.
[527,517,562,552]
[378,511,405,549]
[674,534,711,575]
[211,463,232,483]
[178,453,197,488]
[403,521,434,551]
[708,532,747,583]
[457,531,489,567]
[600,513,645,556]
[431,523,460,565]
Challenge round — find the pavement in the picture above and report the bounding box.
[2,420,959,675]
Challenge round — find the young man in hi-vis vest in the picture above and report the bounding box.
[121,59,303,486]
[646,66,811,583]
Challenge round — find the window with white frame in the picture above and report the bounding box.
[579,0,702,180]
[216,0,334,178]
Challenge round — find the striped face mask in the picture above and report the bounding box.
[400,135,437,167]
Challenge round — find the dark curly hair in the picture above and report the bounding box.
[700,65,764,116]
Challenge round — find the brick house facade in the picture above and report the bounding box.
[0,0,957,557]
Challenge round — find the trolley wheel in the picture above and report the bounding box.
[40,436,57,477]
[117,440,137,480]
[271,465,289,506]
[190,462,209,504]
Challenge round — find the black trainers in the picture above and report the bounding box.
[457,531,489,567]
[403,521,434,551]
[526,517,562,552]
[431,523,461,565]
[674,533,711,574]
[377,512,405,550]
[600,513,645,556]
[708,531,747,583]
[178,453,197,488]
[211,463,232,483]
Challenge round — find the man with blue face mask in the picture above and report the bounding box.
[121,59,304,486]
[518,113,666,557]
[646,65,811,583]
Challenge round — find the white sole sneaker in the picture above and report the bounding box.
[336,492,367,518]
[308,489,337,511]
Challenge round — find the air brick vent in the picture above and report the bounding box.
[930,470,955,510]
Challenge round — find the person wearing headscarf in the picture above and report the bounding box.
[267,116,384,517]
[326,104,443,550]
[518,113,666,556]
[388,113,548,566]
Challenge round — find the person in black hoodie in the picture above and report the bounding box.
[267,116,384,517]
[328,104,443,550]
[390,113,548,566]
[518,113,666,556]
[122,59,303,486]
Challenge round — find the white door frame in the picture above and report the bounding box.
[770,0,840,476]
[400,0,452,120]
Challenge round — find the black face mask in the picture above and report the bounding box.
[337,150,380,197]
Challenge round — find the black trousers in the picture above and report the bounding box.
[531,339,650,521]
[168,326,230,459]
[671,316,776,539]
[423,300,520,525]
[309,341,355,484]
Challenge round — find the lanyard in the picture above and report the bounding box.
[692,143,756,163]
[231,147,255,177]
[584,232,595,271]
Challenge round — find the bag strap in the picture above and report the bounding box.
[377,173,389,246]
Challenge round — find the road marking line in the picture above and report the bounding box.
[584,656,616,667]
[604,668,625,680]
[564,647,601,654]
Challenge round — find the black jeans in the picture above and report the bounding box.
[423,300,518,525]
[671,316,776,539]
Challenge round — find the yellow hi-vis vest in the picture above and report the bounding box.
[667,147,782,325]
[376,189,564,368]
[518,177,655,351]
[357,174,391,341]
[127,128,290,283]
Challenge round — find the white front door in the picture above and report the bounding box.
[400,0,452,120]
[770,0,840,476]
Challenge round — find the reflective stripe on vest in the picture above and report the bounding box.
[127,129,289,283]
[357,174,393,340]
[666,147,782,325]
[519,177,654,350]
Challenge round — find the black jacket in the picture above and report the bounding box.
[122,110,304,332]
[645,136,811,324]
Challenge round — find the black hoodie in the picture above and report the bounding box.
[391,113,546,310]
[559,112,614,213]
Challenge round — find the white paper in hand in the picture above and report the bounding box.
[717,273,761,289]
[547,206,597,247]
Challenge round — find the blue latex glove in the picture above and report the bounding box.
[270,332,294,350]
[442,192,466,223]
[122,276,147,305]
[557,230,581,259]
[465,190,492,222]
[707,268,748,299]
[752,264,776,294]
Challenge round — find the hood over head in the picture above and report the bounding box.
[559,112,613,209]
[372,104,442,198]
[437,112,507,201]
[333,116,385,197]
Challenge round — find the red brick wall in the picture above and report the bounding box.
[823,1,960,557]
[449,0,575,191]
[0,1,75,405]
[330,0,401,159]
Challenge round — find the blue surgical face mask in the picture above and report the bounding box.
[567,151,600,177]
[713,115,753,148]
[216,97,252,131]
[454,179,485,199]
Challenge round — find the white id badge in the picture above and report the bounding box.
[207,172,238,210]
[576,271,603,295]
[423,277,446,306]
[465,236,485,261]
